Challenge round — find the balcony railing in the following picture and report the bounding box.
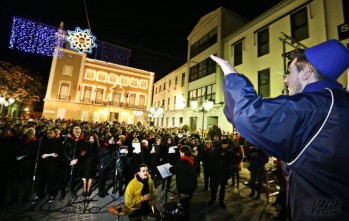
[58,95,70,101]
[94,99,103,104]
[56,97,146,110]
[81,98,91,103]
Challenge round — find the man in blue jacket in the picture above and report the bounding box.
[211,39,349,221]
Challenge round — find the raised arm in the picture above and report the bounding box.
[210,55,237,76]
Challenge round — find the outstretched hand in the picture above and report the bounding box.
[210,55,237,76]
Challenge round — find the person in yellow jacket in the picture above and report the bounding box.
[125,163,157,220]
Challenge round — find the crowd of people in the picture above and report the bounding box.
[0,117,265,220]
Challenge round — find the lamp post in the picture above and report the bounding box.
[148,107,163,126]
[191,99,214,140]
[133,110,144,124]
[24,107,30,119]
[0,96,15,118]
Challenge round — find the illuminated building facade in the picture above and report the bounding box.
[43,48,154,124]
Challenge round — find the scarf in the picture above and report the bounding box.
[205,146,215,153]
[181,155,195,166]
[136,174,149,195]
[69,134,84,141]
[24,136,37,144]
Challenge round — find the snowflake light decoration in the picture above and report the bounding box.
[67,27,96,54]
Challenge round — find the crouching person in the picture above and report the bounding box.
[125,164,159,221]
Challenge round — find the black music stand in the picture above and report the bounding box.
[104,146,127,207]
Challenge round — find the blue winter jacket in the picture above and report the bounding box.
[223,73,349,221]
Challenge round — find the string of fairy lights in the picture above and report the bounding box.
[9,16,66,58]
[8,16,131,66]
[95,40,131,66]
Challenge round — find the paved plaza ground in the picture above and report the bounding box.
[0,167,281,221]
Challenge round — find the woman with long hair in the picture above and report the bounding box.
[159,135,179,191]
[80,133,99,198]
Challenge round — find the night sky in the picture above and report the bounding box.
[0,0,283,83]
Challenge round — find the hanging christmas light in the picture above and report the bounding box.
[95,40,131,66]
[53,28,66,58]
[8,16,66,58]
[8,14,130,65]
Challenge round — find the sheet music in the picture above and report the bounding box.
[132,142,141,154]
[168,145,178,154]
[152,144,160,154]
[118,146,128,156]
[157,163,172,179]
[16,155,28,161]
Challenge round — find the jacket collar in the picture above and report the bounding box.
[302,80,343,93]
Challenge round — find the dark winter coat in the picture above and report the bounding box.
[62,134,84,165]
[169,156,197,194]
[11,135,40,181]
[160,136,179,165]
[207,146,233,182]
[80,140,99,178]
[39,135,62,167]
[97,142,113,171]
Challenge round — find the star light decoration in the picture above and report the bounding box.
[67,27,96,54]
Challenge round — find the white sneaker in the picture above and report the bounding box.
[48,195,55,203]
[31,196,40,204]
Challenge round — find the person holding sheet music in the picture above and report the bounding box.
[159,135,179,191]
[140,139,151,165]
[189,137,200,177]
[32,129,62,203]
[124,132,139,183]
[125,137,142,186]
[112,134,128,199]
[8,127,39,204]
[207,139,233,209]
[169,145,197,221]
[149,136,161,187]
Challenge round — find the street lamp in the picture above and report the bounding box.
[148,107,163,126]
[23,107,30,119]
[133,110,144,116]
[191,99,214,140]
[133,110,144,124]
[148,106,163,117]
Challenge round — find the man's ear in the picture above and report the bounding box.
[301,66,313,80]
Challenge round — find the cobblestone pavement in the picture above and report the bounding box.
[0,168,280,221]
